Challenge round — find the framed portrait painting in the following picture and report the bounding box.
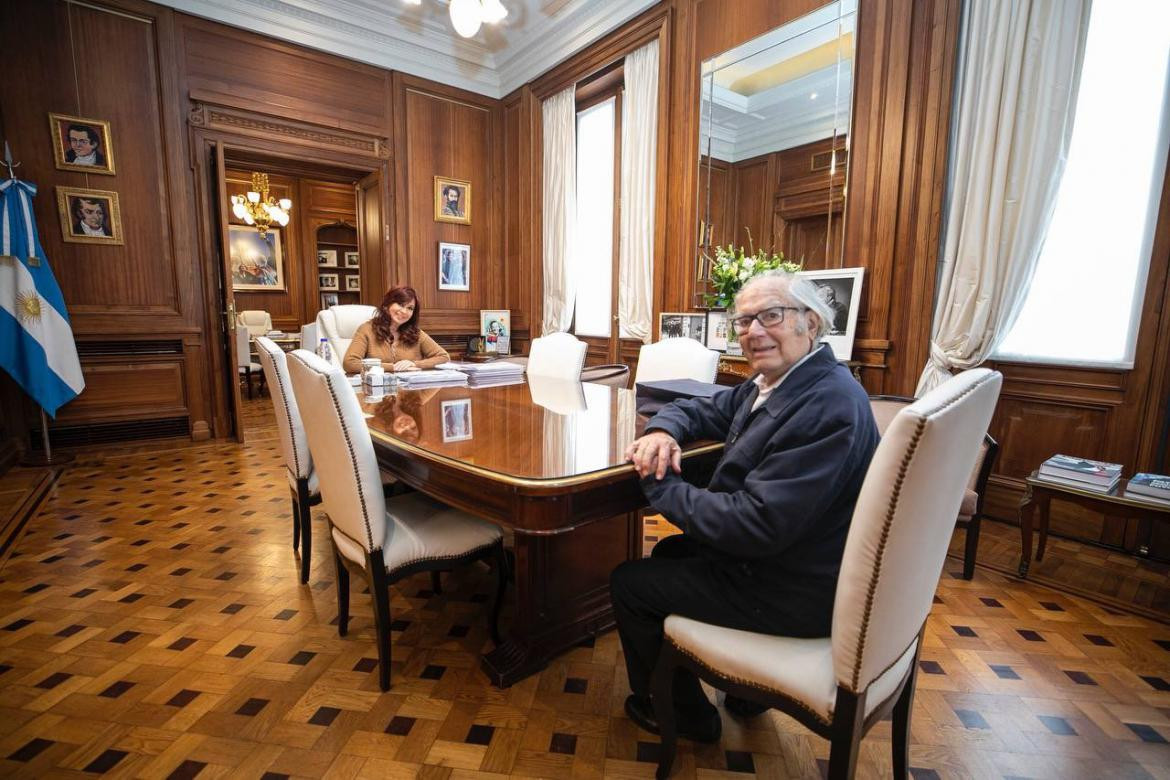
[441,399,473,443]
[49,113,115,175]
[56,186,123,245]
[658,312,707,344]
[228,225,285,291]
[438,242,470,291]
[798,267,865,361]
[317,249,337,267]
[319,273,339,291]
[434,176,471,225]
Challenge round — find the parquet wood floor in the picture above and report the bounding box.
[0,397,1167,778]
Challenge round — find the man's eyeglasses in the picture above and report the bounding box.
[730,306,805,334]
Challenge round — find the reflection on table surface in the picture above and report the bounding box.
[359,379,653,483]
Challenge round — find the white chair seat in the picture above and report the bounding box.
[665,615,917,722]
[239,362,262,373]
[331,491,502,574]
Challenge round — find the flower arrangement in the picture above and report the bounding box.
[704,232,801,308]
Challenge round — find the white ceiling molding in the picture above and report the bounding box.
[156,0,656,98]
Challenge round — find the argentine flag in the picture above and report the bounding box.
[0,178,85,416]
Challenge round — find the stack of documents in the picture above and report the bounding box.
[392,369,468,387]
[437,361,526,387]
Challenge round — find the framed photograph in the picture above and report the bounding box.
[480,310,510,339]
[344,251,360,268]
[321,293,339,308]
[49,113,115,175]
[56,186,123,245]
[798,267,866,361]
[440,399,473,443]
[434,176,471,225]
[659,311,707,344]
[344,275,361,292]
[228,225,285,291]
[319,273,339,291]
[317,249,337,267]
[438,242,470,291]
[705,310,729,352]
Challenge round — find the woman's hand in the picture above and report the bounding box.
[392,360,419,372]
[623,431,682,480]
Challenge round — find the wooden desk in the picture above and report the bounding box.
[361,380,722,687]
[1018,471,1170,577]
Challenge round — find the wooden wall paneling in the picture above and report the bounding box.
[501,87,540,346]
[729,156,774,253]
[55,353,187,426]
[356,169,389,308]
[695,0,830,62]
[1136,151,1170,476]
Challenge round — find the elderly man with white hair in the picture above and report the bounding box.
[611,270,880,743]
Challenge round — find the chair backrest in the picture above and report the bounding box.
[235,325,251,369]
[286,349,387,554]
[527,332,587,380]
[634,337,720,384]
[316,304,377,366]
[255,337,312,481]
[835,369,1002,693]
[299,322,318,351]
[868,395,912,435]
[580,363,630,388]
[237,310,273,337]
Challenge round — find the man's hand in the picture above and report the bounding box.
[624,431,682,480]
[392,360,419,372]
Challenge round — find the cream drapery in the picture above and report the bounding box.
[618,38,660,343]
[541,86,577,335]
[916,0,1091,395]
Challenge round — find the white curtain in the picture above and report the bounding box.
[618,39,660,343]
[542,86,577,335]
[916,0,1091,395]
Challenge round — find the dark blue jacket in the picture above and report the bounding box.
[642,345,879,630]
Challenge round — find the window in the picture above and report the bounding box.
[573,97,617,337]
[995,1,1170,367]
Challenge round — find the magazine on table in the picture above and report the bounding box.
[1033,470,1120,493]
[1125,472,1170,501]
[1039,454,1122,486]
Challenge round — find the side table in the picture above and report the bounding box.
[1017,470,1170,577]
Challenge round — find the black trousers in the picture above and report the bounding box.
[610,534,830,715]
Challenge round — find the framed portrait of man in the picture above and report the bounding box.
[56,186,123,245]
[798,267,865,361]
[49,113,115,175]
[434,176,471,225]
[440,399,473,443]
[438,242,470,291]
[228,225,285,291]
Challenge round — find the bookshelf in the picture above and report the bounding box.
[316,223,360,308]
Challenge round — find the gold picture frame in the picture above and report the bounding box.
[49,113,116,175]
[434,176,471,225]
[56,186,124,245]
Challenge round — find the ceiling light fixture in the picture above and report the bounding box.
[403,0,507,38]
[230,173,291,237]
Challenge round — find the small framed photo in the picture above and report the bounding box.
[321,293,339,308]
[229,225,284,291]
[49,113,115,175]
[659,312,707,344]
[344,275,361,292]
[317,249,337,267]
[441,399,473,443]
[344,251,360,267]
[319,273,339,291]
[56,187,123,245]
[434,176,471,225]
[798,267,866,361]
[705,310,729,352]
[438,242,470,291]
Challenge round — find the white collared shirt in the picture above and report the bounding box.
[750,344,823,413]
[79,222,106,237]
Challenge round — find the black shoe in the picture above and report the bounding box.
[624,695,722,743]
[724,694,768,718]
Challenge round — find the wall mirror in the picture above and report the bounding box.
[696,0,856,292]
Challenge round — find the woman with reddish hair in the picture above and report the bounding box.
[341,286,449,374]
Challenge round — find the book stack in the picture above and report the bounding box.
[437,361,526,388]
[1124,473,1170,506]
[392,369,468,388]
[1037,454,1122,493]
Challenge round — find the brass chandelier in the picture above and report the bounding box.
[230,172,291,236]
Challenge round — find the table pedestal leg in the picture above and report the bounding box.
[1035,494,1053,563]
[1018,485,1036,578]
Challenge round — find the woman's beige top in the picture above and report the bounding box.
[342,321,450,373]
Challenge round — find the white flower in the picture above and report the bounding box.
[743,258,756,270]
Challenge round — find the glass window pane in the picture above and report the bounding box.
[996,1,1170,366]
[574,98,616,337]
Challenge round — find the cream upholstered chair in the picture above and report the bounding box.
[580,363,630,388]
[237,309,273,337]
[634,337,720,385]
[256,337,321,584]
[527,331,587,380]
[870,395,999,580]
[236,324,264,399]
[299,322,318,351]
[316,304,377,367]
[286,349,507,691]
[650,369,1002,780]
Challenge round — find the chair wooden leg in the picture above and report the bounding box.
[652,643,680,780]
[244,368,253,400]
[891,652,921,778]
[430,571,442,595]
[368,556,393,692]
[296,479,313,584]
[289,491,300,553]
[962,515,981,580]
[489,542,507,645]
[333,548,350,637]
[827,687,866,780]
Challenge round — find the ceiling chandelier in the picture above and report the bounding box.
[230,172,291,237]
[402,0,508,38]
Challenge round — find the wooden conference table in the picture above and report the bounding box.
[360,378,722,687]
